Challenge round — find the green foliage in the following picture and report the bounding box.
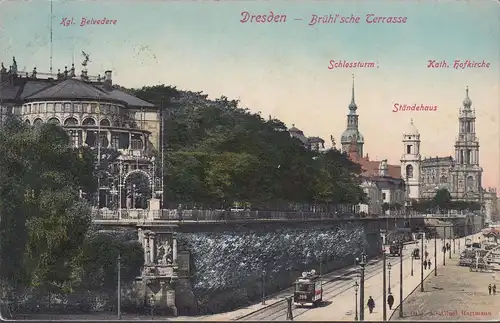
[0,118,142,298]
[433,188,452,212]
[128,86,367,209]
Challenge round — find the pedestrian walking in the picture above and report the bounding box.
[488,284,492,295]
[427,260,431,269]
[367,296,375,313]
[423,259,428,270]
[493,284,496,295]
[387,293,394,310]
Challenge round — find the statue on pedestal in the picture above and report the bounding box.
[155,237,173,265]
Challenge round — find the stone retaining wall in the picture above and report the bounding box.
[174,222,379,315]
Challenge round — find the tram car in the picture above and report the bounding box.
[389,242,401,257]
[293,270,323,307]
[412,248,420,259]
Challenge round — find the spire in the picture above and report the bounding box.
[349,74,357,111]
[463,86,472,107]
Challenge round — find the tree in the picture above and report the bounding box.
[125,87,368,210]
[433,188,452,213]
[382,202,390,213]
[0,118,143,304]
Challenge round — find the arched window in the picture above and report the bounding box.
[47,117,60,125]
[440,175,447,184]
[64,117,78,126]
[466,176,474,191]
[406,164,413,178]
[33,118,43,126]
[82,117,96,126]
[25,119,30,125]
[100,119,111,127]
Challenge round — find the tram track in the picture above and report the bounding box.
[238,250,414,321]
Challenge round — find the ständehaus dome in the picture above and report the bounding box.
[404,118,419,136]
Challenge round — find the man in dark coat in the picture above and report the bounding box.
[367,296,375,313]
[387,293,394,310]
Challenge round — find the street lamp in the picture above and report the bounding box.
[356,254,367,321]
[434,231,438,276]
[261,270,266,305]
[411,254,414,276]
[117,253,121,320]
[387,262,392,294]
[354,281,359,321]
[399,242,404,318]
[420,231,424,292]
[382,251,387,321]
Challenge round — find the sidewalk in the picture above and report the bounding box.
[294,233,482,321]
[390,248,499,320]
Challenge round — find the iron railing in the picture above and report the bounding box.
[91,209,466,222]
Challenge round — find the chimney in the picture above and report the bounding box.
[104,70,112,90]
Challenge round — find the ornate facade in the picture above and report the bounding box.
[288,124,326,152]
[340,76,364,157]
[1,57,162,210]
[400,87,485,203]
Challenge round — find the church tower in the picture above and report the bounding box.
[452,87,483,201]
[400,119,421,200]
[341,75,364,157]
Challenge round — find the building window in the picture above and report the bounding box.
[440,176,447,184]
[69,130,80,147]
[382,193,386,200]
[33,118,43,126]
[406,164,413,178]
[111,133,120,149]
[32,103,38,113]
[131,134,143,150]
[47,103,54,113]
[100,119,111,127]
[55,103,62,113]
[47,117,60,125]
[91,103,97,113]
[64,117,78,126]
[82,117,96,126]
[74,103,82,113]
[466,176,474,191]
[466,149,472,164]
[406,145,412,154]
[39,103,45,113]
[27,104,32,114]
[83,103,90,113]
[119,133,129,149]
[64,103,72,112]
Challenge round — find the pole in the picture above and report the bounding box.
[399,243,403,318]
[434,233,437,276]
[261,270,266,305]
[97,102,101,209]
[420,232,424,292]
[355,289,358,321]
[411,255,414,276]
[50,1,53,74]
[160,97,165,209]
[383,253,387,321]
[443,227,446,266]
[449,228,452,259]
[117,253,121,319]
[388,265,391,294]
[360,257,365,321]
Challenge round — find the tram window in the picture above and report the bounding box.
[295,283,314,292]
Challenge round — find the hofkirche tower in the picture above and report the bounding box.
[341,75,364,156]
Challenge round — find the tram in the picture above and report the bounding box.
[293,270,323,307]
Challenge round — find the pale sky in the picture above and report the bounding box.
[1,0,499,191]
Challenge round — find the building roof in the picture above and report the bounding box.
[0,76,155,108]
[25,78,118,102]
[404,118,419,136]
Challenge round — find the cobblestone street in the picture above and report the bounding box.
[391,257,499,321]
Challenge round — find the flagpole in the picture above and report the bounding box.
[97,100,101,209]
